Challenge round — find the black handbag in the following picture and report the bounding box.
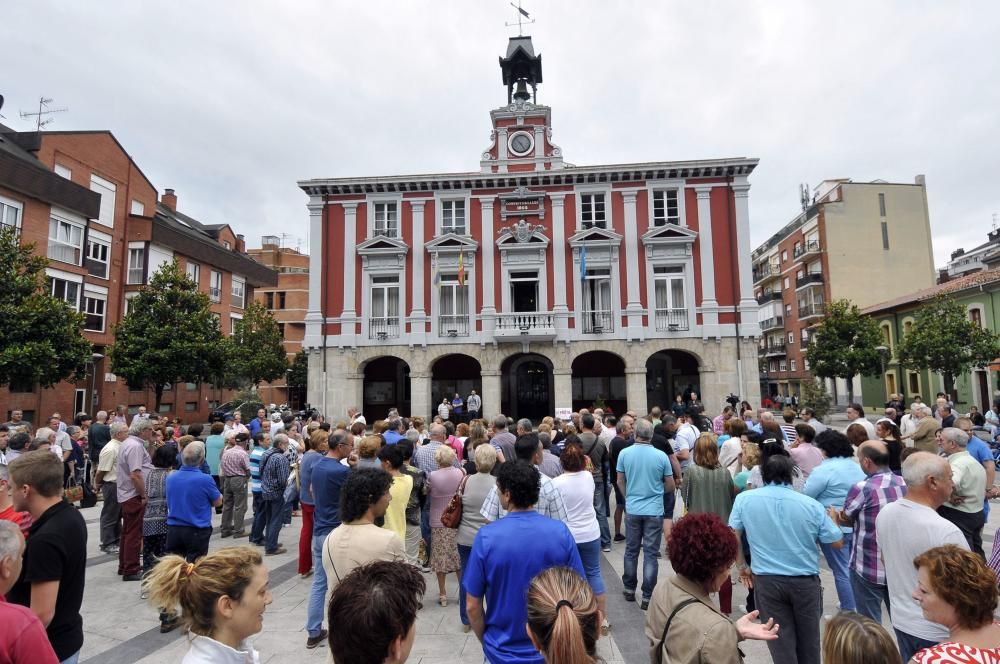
[80,481,98,508]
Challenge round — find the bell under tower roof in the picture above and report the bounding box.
[499,36,543,105]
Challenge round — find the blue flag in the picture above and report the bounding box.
[579,246,587,282]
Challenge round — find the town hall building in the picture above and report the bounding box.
[299,36,762,421]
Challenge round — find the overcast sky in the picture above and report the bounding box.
[4,1,998,266]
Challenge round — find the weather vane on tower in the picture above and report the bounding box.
[506,1,535,35]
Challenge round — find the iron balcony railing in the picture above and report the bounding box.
[757,290,782,304]
[793,240,821,259]
[762,341,787,356]
[796,272,824,288]
[581,310,614,334]
[439,314,470,337]
[759,316,784,332]
[752,263,781,284]
[209,286,221,302]
[799,302,826,319]
[369,317,401,340]
[654,308,689,331]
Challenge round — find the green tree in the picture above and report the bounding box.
[0,226,92,388]
[897,296,1000,399]
[109,260,225,410]
[804,299,882,404]
[287,350,308,410]
[224,300,287,389]
[799,378,832,421]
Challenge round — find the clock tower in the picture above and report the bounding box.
[480,36,564,174]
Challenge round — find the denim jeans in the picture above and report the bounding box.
[894,628,938,663]
[820,532,855,611]
[250,492,266,544]
[593,482,611,548]
[622,514,662,600]
[850,569,891,623]
[60,651,80,664]
[420,504,432,561]
[262,497,285,553]
[458,543,473,625]
[305,533,329,638]
[577,538,605,595]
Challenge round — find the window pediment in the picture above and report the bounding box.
[641,224,698,246]
[568,227,623,248]
[425,233,479,253]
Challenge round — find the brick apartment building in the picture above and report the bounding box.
[751,177,936,403]
[0,126,276,427]
[247,236,308,408]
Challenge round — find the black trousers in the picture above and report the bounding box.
[938,505,985,557]
[166,525,213,562]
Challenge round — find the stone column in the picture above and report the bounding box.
[731,179,759,336]
[622,190,645,340]
[497,129,509,172]
[410,200,427,344]
[553,369,573,410]
[410,370,431,421]
[341,202,359,346]
[304,197,324,350]
[550,193,569,336]
[480,369,501,419]
[625,367,648,414]
[479,197,497,336]
[694,186,719,338]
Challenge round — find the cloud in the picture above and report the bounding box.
[3,1,997,265]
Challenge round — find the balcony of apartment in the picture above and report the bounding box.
[494,311,556,341]
[581,310,614,334]
[209,287,222,303]
[762,340,787,357]
[369,316,401,341]
[231,293,245,309]
[795,272,824,290]
[752,263,781,285]
[759,315,784,332]
[799,302,826,321]
[794,240,822,260]
[654,308,690,332]
[438,314,470,338]
[757,290,782,305]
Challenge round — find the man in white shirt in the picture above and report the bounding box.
[673,410,699,473]
[900,402,920,438]
[129,406,149,427]
[876,451,969,662]
[846,403,876,440]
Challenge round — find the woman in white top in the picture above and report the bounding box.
[551,441,606,623]
[144,546,272,664]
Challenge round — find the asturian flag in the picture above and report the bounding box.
[579,246,587,282]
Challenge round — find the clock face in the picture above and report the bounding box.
[509,131,534,156]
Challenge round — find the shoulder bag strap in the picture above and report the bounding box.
[654,598,700,664]
[458,473,470,496]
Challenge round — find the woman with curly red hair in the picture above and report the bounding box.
[644,513,778,663]
[910,544,1000,663]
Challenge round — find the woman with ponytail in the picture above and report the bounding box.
[526,566,602,664]
[143,546,273,663]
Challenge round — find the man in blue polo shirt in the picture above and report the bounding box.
[165,441,222,562]
[304,430,353,649]
[464,461,584,664]
[730,455,843,664]
[616,418,673,609]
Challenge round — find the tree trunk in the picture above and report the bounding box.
[154,384,163,411]
[846,377,854,406]
[944,372,956,404]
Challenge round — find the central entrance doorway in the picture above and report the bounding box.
[500,353,553,422]
[510,271,539,312]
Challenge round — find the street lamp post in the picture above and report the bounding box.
[875,345,889,404]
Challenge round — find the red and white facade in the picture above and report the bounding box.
[299,37,761,421]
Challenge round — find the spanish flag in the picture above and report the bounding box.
[458,251,465,287]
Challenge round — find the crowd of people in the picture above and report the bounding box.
[2,392,1000,663]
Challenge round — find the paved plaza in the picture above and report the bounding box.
[76,473,1000,664]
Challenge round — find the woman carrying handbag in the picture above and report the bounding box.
[427,446,464,607]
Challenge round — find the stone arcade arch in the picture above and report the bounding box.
[430,354,482,421]
[361,356,411,421]
[571,350,627,416]
[500,353,554,423]
[645,349,701,414]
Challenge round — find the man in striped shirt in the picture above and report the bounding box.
[830,440,906,623]
[248,432,271,546]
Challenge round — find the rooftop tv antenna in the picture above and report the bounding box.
[800,183,810,212]
[506,1,534,35]
[20,97,68,131]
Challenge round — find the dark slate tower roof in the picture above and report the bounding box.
[499,36,543,104]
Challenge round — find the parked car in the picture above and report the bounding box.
[209,400,263,424]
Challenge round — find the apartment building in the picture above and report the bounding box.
[247,236,309,408]
[752,177,936,401]
[0,127,275,425]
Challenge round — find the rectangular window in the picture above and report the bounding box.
[0,197,22,233]
[186,261,200,284]
[185,382,198,390]
[231,277,246,308]
[878,192,886,217]
[580,193,607,229]
[185,402,197,412]
[779,360,787,371]
[652,189,679,226]
[265,292,274,309]
[277,322,286,337]
[785,304,792,316]
[790,359,797,372]
[783,276,790,290]
[48,216,85,265]
[881,221,889,250]
[223,241,231,250]
[278,291,286,309]
[210,271,222,302]
[439,274,469,337]
[90,174,116,228]
[788,332,794,344]
[158,404,171,414]
[373,202,398,238]
[971,309,983,326]
[908,372,920,394]
[54,164,72,179]
[441,200,466,234]
[781,250,788,262]
[370,275,400,339]
[124,293,138,315]
[582,268,613,333]
[653,266,687,330]
[85,237,110,279]
[50,278,80,310]
[230,316,241,335]
[83,294,106,332]
[130,199,145,216]
[127,248,145,284]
